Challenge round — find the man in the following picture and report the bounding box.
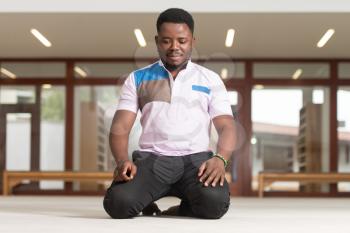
[103,8,236,219]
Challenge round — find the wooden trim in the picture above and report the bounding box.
[252,191,350,198]
[31,86,41,171]
[0,78,66,85]
[251,79,331,86]
[330,61,339,194]
[2,171,113,195]
[258,172,350,197]
[0,110,6,193]
[74,78,126,85]
[64,61,74,191]
[12,190,106,196]
[241,61,253,196]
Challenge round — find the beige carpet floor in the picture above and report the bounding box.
[0,196,349,233]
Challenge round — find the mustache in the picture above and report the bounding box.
[167,52,182,56]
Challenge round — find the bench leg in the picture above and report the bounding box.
[258,174,264,198]
[3,172,8,196]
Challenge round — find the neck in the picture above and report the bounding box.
[163,60,189,79]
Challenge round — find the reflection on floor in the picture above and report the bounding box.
[0,196,349,233]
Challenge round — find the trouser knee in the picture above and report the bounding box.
[103,188,141,219]
[190,187,230,219]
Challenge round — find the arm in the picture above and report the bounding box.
[212,115,236,161]
[198,115,236,187]
[110,109,137,181]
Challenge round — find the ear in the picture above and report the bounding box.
[155,35,159,45]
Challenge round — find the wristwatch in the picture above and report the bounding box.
[213,153,228,168]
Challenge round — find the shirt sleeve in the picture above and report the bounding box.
[116,73,139,113]
[208,76,233,119]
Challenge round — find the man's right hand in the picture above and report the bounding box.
[113,160,137,182]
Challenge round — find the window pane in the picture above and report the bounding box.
[337,87,350,192]
[40,85,66,190]
[251,86,330,193]
[202,62,245,79]
[338,63,350,79]
[6,113,31,171]
[0,62,65,78]
[74,62,151,78]
[0,86,35,104]
[253,63,329,79]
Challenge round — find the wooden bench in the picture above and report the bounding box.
[2,171,113,196]
[258,172,350,197]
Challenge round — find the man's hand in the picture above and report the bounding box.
[198,157,225,187]
[113,160,137,182]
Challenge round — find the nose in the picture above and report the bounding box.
[170,40,179,50]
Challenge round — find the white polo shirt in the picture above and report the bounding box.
[117,59,233,156]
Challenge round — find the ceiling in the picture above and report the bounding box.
[0,13,349,59]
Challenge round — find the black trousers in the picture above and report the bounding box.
[103,150,230,219]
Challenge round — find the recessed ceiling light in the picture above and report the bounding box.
[134,29,147,47]
[221,68,228,79]
[1,67,16,79]
[225,29,235,47]
[317,29,335,48]
[42,84,52,89]
[74,66,87,78]
[254,84,264,90]
[30,28,52,47]
[292,69,303,80]
[251,137,257,145]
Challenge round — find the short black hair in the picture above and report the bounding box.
[156,8,194,34]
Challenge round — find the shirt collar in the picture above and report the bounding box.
[158,59,193,74]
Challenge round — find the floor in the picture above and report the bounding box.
[0,196,349,233]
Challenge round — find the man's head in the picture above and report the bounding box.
[155,8,195,71]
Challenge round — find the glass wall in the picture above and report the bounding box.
[74,62,151,78]
[0,85,35,104]
[251,86,330,193]
[2,59,350,195]
[202,62,245,79]
[0,86,35,174]
[0,85,66,190]
[254,63,329,79]
[6,113,31,171]
[0,62,66,78]
[337,87,350,192]
[338,63,350,79]
[40,85,66,189]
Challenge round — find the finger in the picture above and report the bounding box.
[121,164,132,181]
[130,164,137,179]
[211,175,221,187]
[197,162,207,177]
[204,171,217,187]
[220,174,225,186]
[200,168,212,183]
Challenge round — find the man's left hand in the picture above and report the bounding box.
[198,157,226,187]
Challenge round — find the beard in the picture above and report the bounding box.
[164,58,189,72]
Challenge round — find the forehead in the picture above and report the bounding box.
[158,22,192,37]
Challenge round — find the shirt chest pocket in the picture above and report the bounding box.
[186,84,211,112]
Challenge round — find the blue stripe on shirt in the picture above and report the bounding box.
[134,63,169,88]
[192,85,211,94]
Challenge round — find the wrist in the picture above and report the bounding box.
[212,153,228,168]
